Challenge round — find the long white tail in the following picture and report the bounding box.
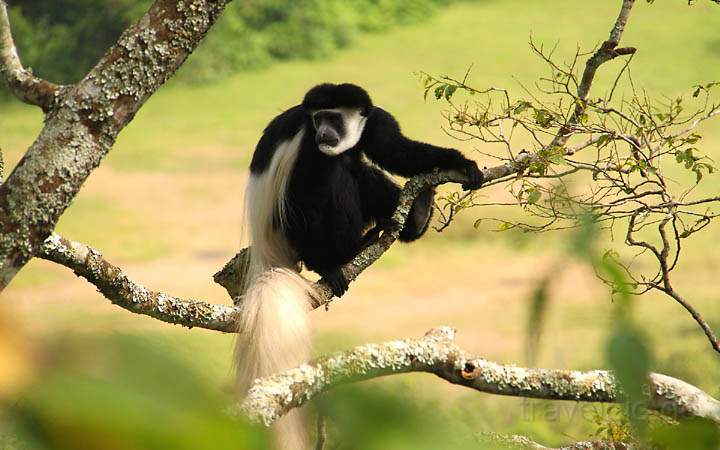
[236,130,311,449]
[235,268,312,391]
[235,267,312,449]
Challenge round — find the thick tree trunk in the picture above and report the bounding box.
[0,0,231,290]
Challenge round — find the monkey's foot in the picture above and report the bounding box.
[324,269,349,298]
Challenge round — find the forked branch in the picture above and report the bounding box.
[0,0,232,291]
[550,0,636,149]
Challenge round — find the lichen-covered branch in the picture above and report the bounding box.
[38,233,238,332]
[40,160,530,332]
[241,327,720,427]
[477,432,633,450]
[0,0,59,109]
[0,0,232,291]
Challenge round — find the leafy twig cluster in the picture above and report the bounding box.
[418,3,720,353]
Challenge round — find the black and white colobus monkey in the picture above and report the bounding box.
[235,83,482,449]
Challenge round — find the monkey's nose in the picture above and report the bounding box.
[317,132,339,147]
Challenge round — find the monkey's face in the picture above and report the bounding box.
[311,108,367,156]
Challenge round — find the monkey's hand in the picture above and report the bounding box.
[323,268,350,298]
[460,159,484,190]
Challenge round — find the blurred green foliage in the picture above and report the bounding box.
[2,0,151,95]
[316,385,481,450]
[0,332,489,450]
[1,0,470,100]
[0,334,269,450]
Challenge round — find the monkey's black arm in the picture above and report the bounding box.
[362,108,483,189]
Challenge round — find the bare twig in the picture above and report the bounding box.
[241,327,720,426]
[0,0,59,110]
[315,414,327,450]
[663,287,720,353]
[625,212,720,354]
[549,0,636,149]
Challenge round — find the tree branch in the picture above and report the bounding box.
[477,432,634,450]
[0,0,60,110]
[215,156,534,308]
[549,0,636,150]
[38,233,238,332]
[241,327,720,427]
[626,212,720,354]
[39,158,535,331]
[0,0,232,291]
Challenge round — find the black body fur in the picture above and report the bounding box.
[249,83,482,296]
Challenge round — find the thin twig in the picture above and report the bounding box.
[549,0,637,149]
[314,414,327,450]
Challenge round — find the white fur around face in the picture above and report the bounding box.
[315,108,367,156]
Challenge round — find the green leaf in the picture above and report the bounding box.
[596,134,611,148]
[513,101,532,114]
[533,109,554,128]
[526,189,541,205]
[444,84,457,100]
[422,75,434,88]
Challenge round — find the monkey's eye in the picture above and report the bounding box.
[311,113,321,128]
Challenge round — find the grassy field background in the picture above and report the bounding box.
[2,0,720,446]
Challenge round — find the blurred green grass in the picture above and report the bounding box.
[2,0,720,447]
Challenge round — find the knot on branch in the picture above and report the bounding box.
[614,46,636,56]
